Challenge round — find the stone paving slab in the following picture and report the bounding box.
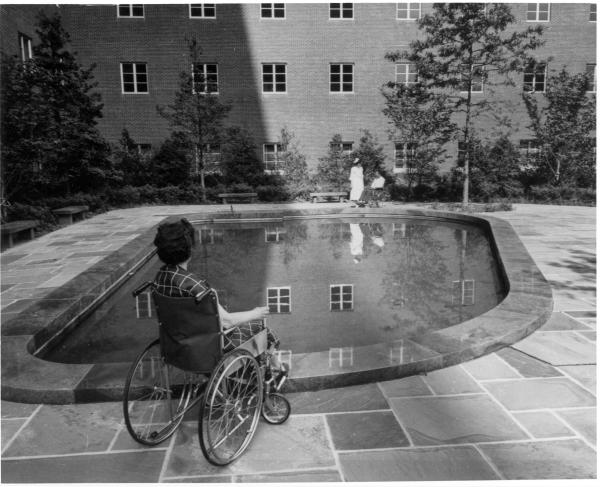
[556,408,597,444]
[496,346,564,378]
[478,439,596,479]
[421,364,483,394]
[512,331,596,366]
[512,411,576,439]
[558,365,597,394]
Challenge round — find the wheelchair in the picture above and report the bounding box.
[123,282,291,466]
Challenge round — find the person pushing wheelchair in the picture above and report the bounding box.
[152,217,288,389]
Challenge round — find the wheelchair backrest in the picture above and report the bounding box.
[152,290,223,373]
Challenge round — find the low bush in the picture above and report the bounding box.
[527,185,596,205]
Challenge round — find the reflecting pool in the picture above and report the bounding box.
[45,217,506,363]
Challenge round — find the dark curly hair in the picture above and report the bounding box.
[153,218,196,265]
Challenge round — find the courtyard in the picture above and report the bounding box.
[0,202,596,482]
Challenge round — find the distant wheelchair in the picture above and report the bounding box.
[123,282,291,466]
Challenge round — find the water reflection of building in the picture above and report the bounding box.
[193,219,505,354]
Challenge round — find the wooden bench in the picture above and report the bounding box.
[1,220,39,249]
[52,205,89,225]
[309,191,348,203]
[217,193,258,204]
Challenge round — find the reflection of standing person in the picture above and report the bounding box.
[349,157,364,205]
[349,223,364,263]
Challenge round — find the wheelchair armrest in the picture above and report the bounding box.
[132,281,153,297]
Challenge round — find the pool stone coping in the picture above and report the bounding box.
[1,206,553,403]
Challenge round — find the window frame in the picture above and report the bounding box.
[330,63,354,93]
[330,284,354,311]
[395,63,418,86]
[261,3,286,19]
[263,143,284,173]
[117,4,145,18]
[586,64,596,93]
[396,2,421,20]
[262,63,287,93]
[523,62,547,93]
[120,62,149,94]
[329,3,354,20]
[330,141,354,154]
[267,287,291,313]
[460,64,484,93]
[18,32,32,62]
[394,142,416,172]
[526,3,550,22]
[189,4,216,19]
[192,62,219,94]
[265,227,287,243]
[590,4,597,22]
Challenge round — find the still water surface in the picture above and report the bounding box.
[45,217,506,363]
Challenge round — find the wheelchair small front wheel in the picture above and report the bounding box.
[123,339,196,446]
[198,349,263,466]
[261,393,291,425]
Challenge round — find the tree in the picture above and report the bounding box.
[522,67,596,187]
[157,37,231,201]
[382,83,455,198]
[220,126,264,186]
[352,129,388,183]
[386,3,544,205]
[314,134,353,191]
[111,129,153,186]
[277,128,311,199]
[151,132,191,186]
[1,11,112,200]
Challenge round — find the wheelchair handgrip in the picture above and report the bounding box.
[132,281,154,297]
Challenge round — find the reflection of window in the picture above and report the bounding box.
[18,33,32,61]
[193,63,219,93]
[329,347,353,367]
[395,63,418,86]
[526,3,549,22]
[200,228,224,244]
[586,64,596,93]
[265,227,286,242]
[330,63,354,92]
[121,63,148,93]
[394,143,416,172]
[330,141,353,154]
[389,339,404,364]
[452,279,475,305]
[590,4,597,22]
[118,4,144,17]
[263,143,283,172]
[461,64,484,93]
[523,63,546,92]
[135,291,153,318]
[393,223,408,239]
[330,284,353,311]
[261,3,285,18]
[396,2,420,20]
[330,3,353,19]
[267,287,291,313]
[262,64,286,92]
[190,4,216,18]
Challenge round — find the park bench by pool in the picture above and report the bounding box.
[52,205,89,225]
[1,220,39,249]
[217,193,258,204]
[309,191,348,203]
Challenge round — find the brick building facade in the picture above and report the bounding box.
[1,3,596,174]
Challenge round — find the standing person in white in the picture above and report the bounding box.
[349,157,364,206]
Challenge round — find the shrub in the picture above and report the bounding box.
[256,184,289,202]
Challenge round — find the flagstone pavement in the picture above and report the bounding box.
[1,203,596,482]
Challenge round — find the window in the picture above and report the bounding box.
[121,63,148,93]
[461,64,484,93]
[526,3,549,22]
[590,4,597,22]
[261,3,285,18]
[135,143,152,155]
[330,63,354,92]
[190,4,216,18]
[394,143,416,171]
[267,287,291,313]
[330,3,353,19]
[265,227,286,243]
[395,63,418,85]
[523,63,546,92]
[200,228,224,244]
[519,139,541,167]
[396,2,420,20]
[330,284,353,311]
[192,63,218,93]
[203,144,221,170]
[18,33,32,61]
[586,64,596,92]
[262,64,286,92]
[330,141,353,153]
[118,4,144,17]
[263,143,283,172]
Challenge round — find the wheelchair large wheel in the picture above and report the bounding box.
[198,349,263,466]
[261,393,291,425]
[123,339,198,446]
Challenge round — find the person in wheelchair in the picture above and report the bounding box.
[152,218,289,389]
